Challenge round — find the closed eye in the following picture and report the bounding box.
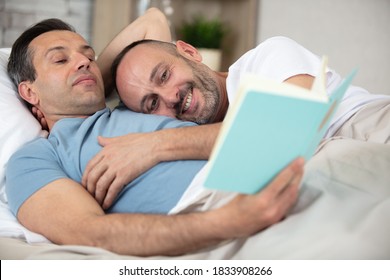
[55,59,67,64]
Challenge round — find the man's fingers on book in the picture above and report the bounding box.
[291,157,305,172]
[264,158,303,196]
[271,170,302,220]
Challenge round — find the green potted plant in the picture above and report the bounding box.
[179,15,227,70]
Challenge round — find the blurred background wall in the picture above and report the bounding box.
[1,0,389,94]
[0,0,93,46]
[257,0,390,94]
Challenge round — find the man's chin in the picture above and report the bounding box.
[178,110,213,124]
[193,116,211,125]
[178,115,200,124]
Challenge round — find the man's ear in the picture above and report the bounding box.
[176,40,202,62]
[18,81,39,106]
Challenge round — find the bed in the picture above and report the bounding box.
[1,47,389,260]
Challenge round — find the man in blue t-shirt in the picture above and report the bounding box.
[7,105,206,215]
[5,17,303,256]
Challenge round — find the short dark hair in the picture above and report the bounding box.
[7,18,75,88]
[111,39,178,92]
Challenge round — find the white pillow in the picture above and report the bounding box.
[0,49,51,244]
[0,48,47,204]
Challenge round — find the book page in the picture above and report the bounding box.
[311,56,328,97]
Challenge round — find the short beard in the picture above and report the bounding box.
[179,61,220,124]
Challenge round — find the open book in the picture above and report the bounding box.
[204,57,356,194]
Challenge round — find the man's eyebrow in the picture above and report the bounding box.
[44,44,95,57]
[150,62,164,82]
[140,62,165,111]
[80,44,95,54]
[45,46,65,57]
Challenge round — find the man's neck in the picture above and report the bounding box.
[46,113,98,132]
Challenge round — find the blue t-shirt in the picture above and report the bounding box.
[6,106,206,215]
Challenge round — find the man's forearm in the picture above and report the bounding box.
[20,158,303,257]
[81,122,220,209]
[98,155,304,256]
[91,210,228,256]
[97,8,171,95]
[154,123,222,162]
[18,178,228,256]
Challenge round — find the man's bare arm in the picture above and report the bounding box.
[97,7,171,95]
[19,158,303,256]
[284,74,314,90]
[83,123,221,209]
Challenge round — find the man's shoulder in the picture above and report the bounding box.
[231,36,298,66]
[9,136,51,162]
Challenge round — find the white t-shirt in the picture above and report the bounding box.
[226,36,390,138]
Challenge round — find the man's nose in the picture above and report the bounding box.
[161,87,180,108]
[159,87,180,116]
[75,54,91,70]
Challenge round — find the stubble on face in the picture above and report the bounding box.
[176,60,220,124]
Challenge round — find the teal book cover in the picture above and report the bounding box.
[204,59,356,194]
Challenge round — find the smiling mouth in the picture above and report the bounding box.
[180,85,194,114]
[183,92,193,113]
